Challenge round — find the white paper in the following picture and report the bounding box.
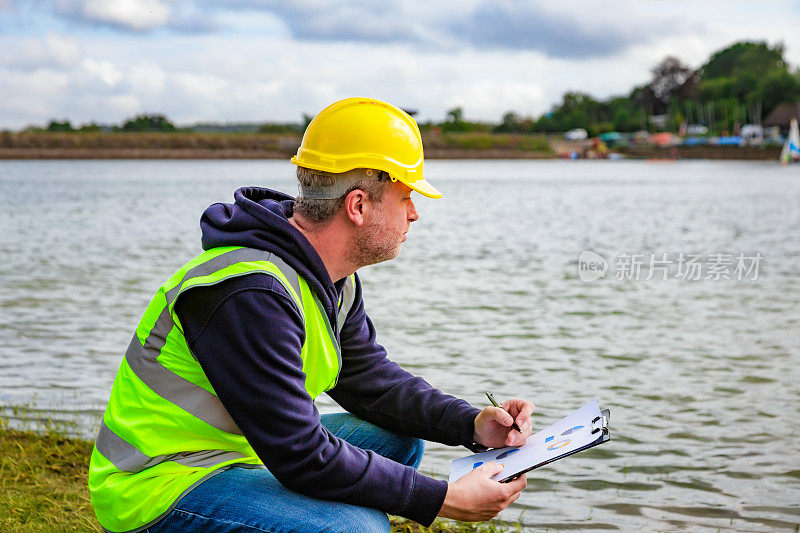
[449,400,604,483]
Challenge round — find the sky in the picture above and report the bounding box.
[2,0,800,129]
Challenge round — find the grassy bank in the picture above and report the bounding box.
[1,428,97,532]
[0,131,301,159]
[0,426,514,532]
[1,130,785,160]
[0,131,553,160]
[619,144,782,160]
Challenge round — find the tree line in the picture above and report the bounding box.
[493,41,800,136]
[42,113,177,133]
[32,41,800,137]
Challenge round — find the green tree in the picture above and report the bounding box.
[697,77,736,102]
[755,68,800,115]
[699,41,785,80]
[494,111,521,133]
[47,120,74,132]
[607,96,640,132]
[523,40,800,134]
[122,114,176,132]
[650,56,694,103]
[78,122,102,132]
[696,41,798,119]
[446,107,464,123]
[541,92,602,132]
[301,113,314,133]
[440,106,473,132]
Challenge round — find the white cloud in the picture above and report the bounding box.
[210,8,290,37]
[81,0,170,32]
[0,68,71,124]
[449,81,546,119]
[67,92,142,123]
[106,94,141,115]
[128,61,167,96]
[47,33,82,67]
[0,33,81,70]
[80,58,124,87]
[171,72,228,101]
[2,1,800,129]
[214,0,678,59]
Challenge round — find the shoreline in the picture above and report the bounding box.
[0,425,511,532]
[0,131,784,161]
[0,147,783,160]
[0,147,557,160]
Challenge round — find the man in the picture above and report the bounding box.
[89,97,534,532]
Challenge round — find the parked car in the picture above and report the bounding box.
[686,124,709,135]
[564,128,588,140]
[740,124,763,145]
[599,132,627,148]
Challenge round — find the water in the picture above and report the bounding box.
[1,159,799,531]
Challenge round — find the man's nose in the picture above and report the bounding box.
[408,200,419,222]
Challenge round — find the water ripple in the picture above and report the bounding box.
[2,159,799,531]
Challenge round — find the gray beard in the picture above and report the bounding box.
[346,217,403,268]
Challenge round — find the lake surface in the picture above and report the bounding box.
[1,159,799,531]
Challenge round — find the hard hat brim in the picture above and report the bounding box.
[403,177,442,199]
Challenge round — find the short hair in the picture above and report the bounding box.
[294,167,392,225]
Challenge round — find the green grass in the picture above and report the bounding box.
[433,133,552,153]
[0,427,99,532]
[0,131,301,152]
[0,422,515,532]
[0,130,551,157]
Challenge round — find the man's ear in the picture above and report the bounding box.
[343,189,368,226]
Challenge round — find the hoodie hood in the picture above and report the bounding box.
[200,187,340,313]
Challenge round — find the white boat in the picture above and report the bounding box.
[780,117,800,164]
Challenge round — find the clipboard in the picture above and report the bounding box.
[449,400,611,484]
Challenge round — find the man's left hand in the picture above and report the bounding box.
[473,399,534,448]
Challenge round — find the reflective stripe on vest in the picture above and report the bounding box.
[89,246,356,532]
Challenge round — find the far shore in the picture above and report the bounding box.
[0,147,558,160]
[0,131,783,160]
[0,146,783,160]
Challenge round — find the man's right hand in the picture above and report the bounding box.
[438,462,527,522]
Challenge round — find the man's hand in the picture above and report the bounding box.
[438,462,527,521]
[473,398,534,448]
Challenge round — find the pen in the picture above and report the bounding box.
[485,392,522,433]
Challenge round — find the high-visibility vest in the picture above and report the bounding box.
[88,246,356,532]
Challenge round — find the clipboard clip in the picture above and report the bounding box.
[590,409,610,435]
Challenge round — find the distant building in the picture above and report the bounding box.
[564,128,588,140]
[764,102,800,135]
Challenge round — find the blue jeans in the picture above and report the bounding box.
[145,413,425,533]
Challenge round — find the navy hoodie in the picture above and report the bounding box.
[173,187,482,525]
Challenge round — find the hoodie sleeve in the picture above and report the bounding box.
[174,273,448,526]
[328,274,482,451]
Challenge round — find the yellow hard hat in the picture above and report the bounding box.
[291,97,441,198]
